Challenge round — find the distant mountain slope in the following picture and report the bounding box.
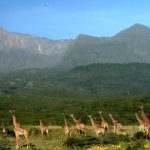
[1,63,150,97]
[61,24,150,68]
[1,23,150,72]
[0,28,72,72]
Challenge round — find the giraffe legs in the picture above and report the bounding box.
[77,128,86,136]
[41,129,44,136]
[113,125,116,134]
[15,133,20,149]
[24,133,30,149]
[46,129,49,136]
[69,130,72,138]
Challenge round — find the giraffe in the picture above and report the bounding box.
[2,121,9,136]
[140,106,149,124]
[63,113,72,138]
[88,115,105,137]
[135,113,145,132]
[70,114,86,136]
[99,111,109,131]
[139,106,150,135]
[39,120,49,136]
[9,110,30,149]
[109,114,125,135]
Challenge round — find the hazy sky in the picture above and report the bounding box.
[0,0,150,39]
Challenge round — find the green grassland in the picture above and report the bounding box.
[0,126,150,150]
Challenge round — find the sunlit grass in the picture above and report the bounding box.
[0,126,149,150]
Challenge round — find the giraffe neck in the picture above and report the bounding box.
[135,114,143,124]
[110,115,117,125]
[12,115,18,127]
[100,113,105,121]
[40,120,43,127]
[90,117,97,127]
[141,109,149,123]
[64,117,67,126]
[71,116,78,124]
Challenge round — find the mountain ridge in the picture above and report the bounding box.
[61,23,150,68]
[1,23,150,72]
[0,27,73,72]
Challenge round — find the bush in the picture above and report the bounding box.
[64,133,130,148]
[126,142,144,150]
[117,134,130,142]
[133,132,145,140]
[99,133,119,145]
[100,133,130,144]
[64,136,100,148]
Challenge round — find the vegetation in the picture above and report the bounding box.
[2,63,150,97]
[0,126,150,150]
[0,93,150,125]
[0,63,150,125]
[0,63,149,149]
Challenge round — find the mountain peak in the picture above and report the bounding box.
[114,23,150,40]
[129,23,150,30]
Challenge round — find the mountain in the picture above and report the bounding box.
[1,23,150,72]
[0,28,72,72]
[61,24,150,68]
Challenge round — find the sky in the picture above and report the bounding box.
[0,0,150,39]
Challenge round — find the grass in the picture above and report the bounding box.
[0,126,150,150]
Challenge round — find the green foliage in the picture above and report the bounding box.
[64,136,101,148]
[133,132,145,140]
[100,133,130,144]
[126,142,144,150]
[0,139,11,150]
[117,134,130,142]
[0,63,150,125]
[64,134,130,148]
[0,94,150,125]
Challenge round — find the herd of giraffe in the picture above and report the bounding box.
[0,106,150,149]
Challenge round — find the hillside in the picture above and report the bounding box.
[0,63,150,124]
[1,63,150,97]
[0,28,72,72]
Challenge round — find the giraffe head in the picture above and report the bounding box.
[9,110,15,115]
[108,114,112,117]
[140,105,144,110]
[139,111,142,115]
[99,111,103,115]
[88,115,92,118]
[70,114,74,118]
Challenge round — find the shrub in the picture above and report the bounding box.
[64,133,130,148]
[64,136,100,148]
[133,132,145,140]
[126,141,144,150]
[99,133,119,145]
[100,133,130,144]
[117,134,130,142]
